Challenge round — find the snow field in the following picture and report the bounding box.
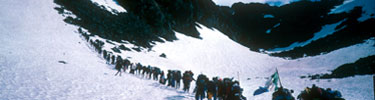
[1,0,374,100]
[0,0,193,100]
[91,23,375,100]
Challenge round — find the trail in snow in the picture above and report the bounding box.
[1,0,374,100]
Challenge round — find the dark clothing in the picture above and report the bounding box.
[114,61,122,76]
[183,71,194,92]
[174,71,181,89]
[272,88,295,100]
[195,74,208,100]
[207,81,217,100]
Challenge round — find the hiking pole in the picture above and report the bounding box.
[276,68,283,88]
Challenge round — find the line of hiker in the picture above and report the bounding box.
[194,74,247,100]
[110,54,247,100]
[103,50,247,100]
[87,38,344,100]
[296,84,343,100]
[270,84,344,100]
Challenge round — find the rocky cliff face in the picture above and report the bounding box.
[54,0,375,59]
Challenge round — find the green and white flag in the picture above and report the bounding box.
[264,68,281,91]
[271,71,279,91]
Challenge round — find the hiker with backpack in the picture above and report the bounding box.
[129,63,136,74]
[153,67,161,81]
[167,70,173,87]
[217,78,225,100]
[323,88,343,100]
[136,63,142,75]
[297,84,344,100]
[221,78,233,100]
[228,81,246,100]
[195,74,208,100]
[114,59,123,76]
[141,65,147,77]
[174,70,182,89]
[207,79,217,100]
[183,71,194,92]
[148,66,153,79]
[160,71,166,85]
[123,59,131,72]
[272,87,295,100]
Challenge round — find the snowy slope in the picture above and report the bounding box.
[1,0,374,100]
[90,22,375,100]
[0,0,193,100]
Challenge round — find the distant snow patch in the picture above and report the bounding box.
[330,0,375,22]
[273,23,280,28]
[267,20,345,52]
[265,23,280,34]
[91,0,127,14]
[264,14,275,18]
[266,29,272,34]
[212,0,297,6]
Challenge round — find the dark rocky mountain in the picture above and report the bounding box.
[54,0,374,59]
[304,55,375,80]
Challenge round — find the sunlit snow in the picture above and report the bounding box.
[212,0,297,6]
[268,20,345,52]
[1,0,374,100]
[330,0,375,22]
[91,0,127,14]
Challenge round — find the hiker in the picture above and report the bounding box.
[167,70,173,87]
[148,66,153,79]
[183,71,194,92]
[102,50,107,60]
[222,78,233,100]
[297,85,344,100]
[324,88,343,99]
[153,67,160,81]
[136,63,142,75]
[207,80,217,100]
[106,54,111,64]
[174,70,182,89]
[129,63,136,74]
[160,71,166,85]
[123,59,130,72]
[310,84,322,99]
[272,87,295,100]
[195,74,208,100]
[297,87,312,100]
[141,65,147,77]
[217,78,225,100]
[111,55,115,64]
[228,81,246,100]
[114,59,123,76]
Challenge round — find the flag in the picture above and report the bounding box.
[271,71,279,91]
[253,69,280,96]
[253,86,268,96]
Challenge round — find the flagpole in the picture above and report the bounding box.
[276,68,283,88]
[237,71,240,83]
